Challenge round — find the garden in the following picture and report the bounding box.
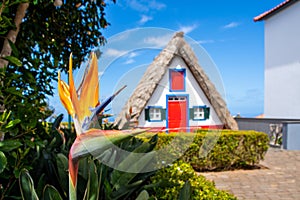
[0,1,269,199]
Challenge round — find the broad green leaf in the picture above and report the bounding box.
[56,153,68,192]
[83,159,98,200]
[36,174,46,198]
[111,151,156,191]
[43,185,63,200]
[3,56,22,66]
[19,169,39,200]
[0,140,22,152]
[71,129,146,160]
[179,181,191,200]
[0,151,7,173]
[110,140,155,187]
[135,190,149,200]
[110,180,143,199]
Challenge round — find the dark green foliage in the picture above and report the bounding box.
[0,1,115,198]
[16,130,159,200]
[0,112,73,199]
[150,161,237,200]
[155,130,269,171]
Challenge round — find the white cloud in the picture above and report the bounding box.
[223,22,240,29]
[197,39,215,44]
[123,59,135,65]
[128,52,138,58]
[178,24,198,34]
[143,34,173,48]
[123,52,138,64]
[103,48,127,57]
[139,15,153,25]
[126,0,166,12]
[148,0,166,10]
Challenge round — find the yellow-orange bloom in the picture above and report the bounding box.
[58,53,99,135]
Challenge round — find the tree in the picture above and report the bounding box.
[0,0,116,125]
[0,0,115,198]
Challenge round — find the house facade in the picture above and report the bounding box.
[115,32,238,132]
[254,0,300,119]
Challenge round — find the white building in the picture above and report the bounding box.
[115,32,238,132]
[254,0,300,119]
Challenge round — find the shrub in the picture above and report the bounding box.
[150,160,237,199]
[155,129,269,171]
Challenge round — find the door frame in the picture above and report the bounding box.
[166,94,189,132]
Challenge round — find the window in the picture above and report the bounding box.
[150,108,161,121]
[169,69,186,91]
[194,107,205,120]
[145,107,166,122]
[189,106,210,120]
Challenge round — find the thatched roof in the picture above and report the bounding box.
[115,32,238,130]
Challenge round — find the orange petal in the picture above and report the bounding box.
[58,71,74,115]
[68,54,83,121]
[79,53,100,121]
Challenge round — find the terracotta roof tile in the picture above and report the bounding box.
[254,0,298,21]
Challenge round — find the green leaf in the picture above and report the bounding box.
[52,114,63,130]
[83,159,99,200]
[0,151,7,173]
[71,129,146,161]
[19,169,39,200]
[111,151,156,191]
[135,190,149,200]
[179,181,191,200]
[56,153,68,193]
[36,174,46,198]
[5,119,21,129]
[0,140,22,152]
[5,87,23,97]
[0,110,11,122]
[3,56,22,66]
[7,39,19,57]
[43,185,63,200]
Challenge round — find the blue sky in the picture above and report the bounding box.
[50,0,285,121]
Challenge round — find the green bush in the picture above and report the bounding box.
[155,129,269,171]
[150,161,237,200]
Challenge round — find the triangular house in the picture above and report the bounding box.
[115,32,238,131]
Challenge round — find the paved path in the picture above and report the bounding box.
[199,148,300,200]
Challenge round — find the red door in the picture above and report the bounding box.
[168,96,187,132]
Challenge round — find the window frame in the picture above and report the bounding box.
[145,106,165,122]
[169,68,186,92]
[190,106,210,121]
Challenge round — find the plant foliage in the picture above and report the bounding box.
[150,161,237,200]
[155,130,269,171]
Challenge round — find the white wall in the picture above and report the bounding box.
[264,1,300,118]
[138,56,222,127]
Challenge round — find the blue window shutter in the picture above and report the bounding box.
[145,108,150,121]
[189,108,194,120]
[204,107,210,120]
[161,108,166,120]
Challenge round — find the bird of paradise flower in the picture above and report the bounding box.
[58,53,144,200]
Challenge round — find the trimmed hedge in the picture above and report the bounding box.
[150,160,237,199]
[154,129,269,171]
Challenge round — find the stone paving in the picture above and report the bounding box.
[199,148,300,200]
